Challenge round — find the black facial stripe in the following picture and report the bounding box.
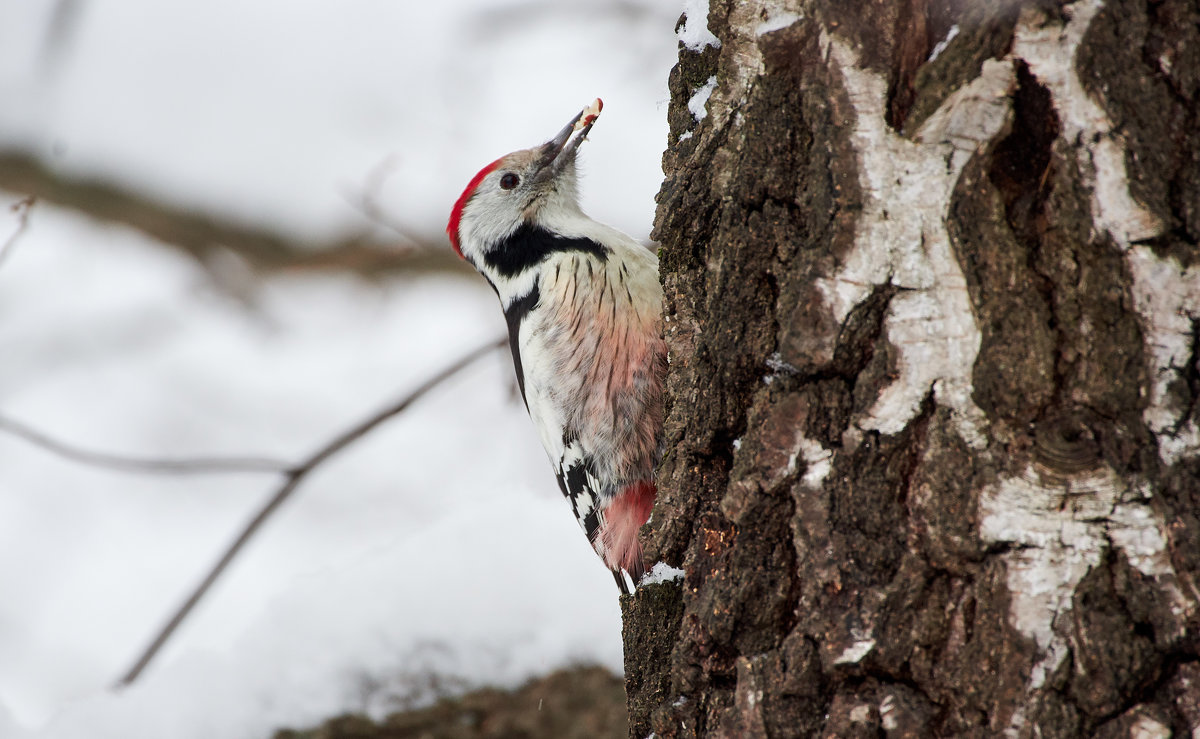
[483,223,610,279]
[503,284,539,407]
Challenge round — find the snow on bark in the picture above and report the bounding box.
[927,24,960,63]
[686,76,718,122]
[641,561,686,585]
[700,0,801,134]
[832,637,876,666]
[754,11,802,37]
[677,0,721,52]
[797,436,832,488]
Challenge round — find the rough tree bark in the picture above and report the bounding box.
[623,0,1200,736]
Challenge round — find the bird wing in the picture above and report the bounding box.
[554,433,605,549]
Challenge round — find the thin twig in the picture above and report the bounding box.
[0,415,291,475]
[115,336,507,687]
[0,195,35,270]
[339,155,426,247]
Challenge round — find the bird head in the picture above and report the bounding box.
[447,99,603,269]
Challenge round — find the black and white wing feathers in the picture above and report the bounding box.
[554,432,605,547]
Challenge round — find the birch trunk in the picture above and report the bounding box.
[623,1,1200,736]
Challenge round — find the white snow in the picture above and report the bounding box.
[1130,713,1172,739]
[641,562,686,585]
[677,0,721,51]
[764,352,798,376]
[756,11,801,37]
[762,351,800,386]
[833,638,875,666]
[798,438,833,488]
[927,25,960,62]
[0,2,679,735]
[687,76,719,122]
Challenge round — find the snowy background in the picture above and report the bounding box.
[0,1,679,736]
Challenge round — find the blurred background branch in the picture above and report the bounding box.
[0,195,35,270]
[36,0,83,79]
[0,150,468,278]
[115,335,507,688]
[0,414,291,475]
[338,154,431,249]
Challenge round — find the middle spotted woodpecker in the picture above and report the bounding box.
[447,100,666,593]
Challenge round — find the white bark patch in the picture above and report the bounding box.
[878,694,900,731]
[980,463,1186,735]
[1127,247,1200,465]
[1015,2,1199,466]
[1130,713,1172,739]
[833,638,876,665]
[1013,1,1161,246]
[819,37,1011,447]
[944,8,1200,731]
[702,0,797,137]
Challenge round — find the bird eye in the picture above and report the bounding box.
[499,173,520,190]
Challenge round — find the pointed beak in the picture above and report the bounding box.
[535,98,603,179]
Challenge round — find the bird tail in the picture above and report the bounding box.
[598,480,655,592]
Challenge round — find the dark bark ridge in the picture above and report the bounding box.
[627,1,1200,737]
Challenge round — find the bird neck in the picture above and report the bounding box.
[480,217,613,304]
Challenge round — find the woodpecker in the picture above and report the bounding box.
[447,100,666,593]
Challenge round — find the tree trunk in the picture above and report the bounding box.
[623,1,1200,736]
